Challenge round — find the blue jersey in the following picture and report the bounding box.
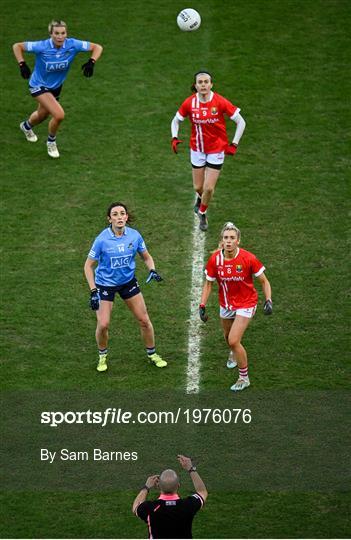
[24,37,90,89]
[88,226,147,286]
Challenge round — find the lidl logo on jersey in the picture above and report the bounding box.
[110,255,132,268]
[45,60,69,72]
[236,265,243,272]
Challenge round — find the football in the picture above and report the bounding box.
[177,8,201,32]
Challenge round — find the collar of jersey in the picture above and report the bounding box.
[222,247,240,260]
[108,225,127,238]
[158,494,180,500]
[49,38,66,49]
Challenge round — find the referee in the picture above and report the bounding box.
[132,454,208,539]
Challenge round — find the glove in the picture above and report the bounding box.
[19,61,31,79]
[81,58,95,77]
[199,304,208,323]
[171,137,183,154]
[146,269,163,284]
[224,143,238,155]
[263,299,273,315]
[224,143,238,156]
[89,288,100,310]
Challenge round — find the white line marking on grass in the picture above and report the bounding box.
[186,213,206,394]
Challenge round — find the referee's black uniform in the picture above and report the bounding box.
[135,492,204,539]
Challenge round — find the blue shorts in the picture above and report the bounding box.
[29,85,62,100]
[96,277,140,302]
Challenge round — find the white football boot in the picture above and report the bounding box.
[227,350,237,369]
[47,141,60,158]
[230,378,250,392]
[20,122,38,142]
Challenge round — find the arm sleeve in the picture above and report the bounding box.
[230,112,246,145]
[184,494,204,514]
[88,237,102,260]
[24,40,46,53]
[71,38,91,51]
[205,255,217,281]
[251,254,265,277]
[135,501,150,521]
[171,114,184,137]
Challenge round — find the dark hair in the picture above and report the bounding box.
[191,70,213,93]
[106,202,133,223]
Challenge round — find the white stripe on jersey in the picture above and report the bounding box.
[222,280,230,309]
[192,493,205,507]
[88,249,96,258]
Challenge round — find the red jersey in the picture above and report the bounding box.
[205,248,265,310]
[177,92,239,154]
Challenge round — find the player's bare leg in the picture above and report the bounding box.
[95,300,113,372]
[220,318,237,368]
[198,166,221,230]
[227,315,252,391]
[35,93,64,158]
[202,167,221,206]
[35,93,65,135]
[125,293,154,347]
[192,166,205,214]
[28,102,50,126]
[125,293,167,367]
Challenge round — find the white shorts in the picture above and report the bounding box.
[190,149,225,168]
[220,306,257,319]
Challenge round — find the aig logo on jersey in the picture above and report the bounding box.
[236,265,243,272]
[110,255,132,268]
[45,60,69,72]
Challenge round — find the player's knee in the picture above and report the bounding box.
[138,316,152,330]
[54,109,65,122]
[98,320,110,332]
[228,336,240,349]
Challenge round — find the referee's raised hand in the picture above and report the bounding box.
[177,455,193,471]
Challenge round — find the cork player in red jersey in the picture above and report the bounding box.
[171,71,246,231]
[199,222,272,391]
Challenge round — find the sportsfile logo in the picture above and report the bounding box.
[110,255,132,268]
[45,60,69,72]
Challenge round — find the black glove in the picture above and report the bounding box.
[263,299,273,315]
[19,61,31,79]
[199,304,208,322]
[146,269,163,284]
[82,58,95,77]
[89,288,100,310]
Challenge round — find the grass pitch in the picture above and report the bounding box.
[1,0,350,538]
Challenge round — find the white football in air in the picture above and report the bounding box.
[177,8,201,32]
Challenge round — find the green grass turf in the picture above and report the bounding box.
[1,0,350,537]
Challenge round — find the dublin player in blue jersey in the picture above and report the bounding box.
[13,20,103,158]
[84,202,167,372]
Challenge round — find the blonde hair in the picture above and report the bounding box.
[48,20,67,35]
[217,222,241,250]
